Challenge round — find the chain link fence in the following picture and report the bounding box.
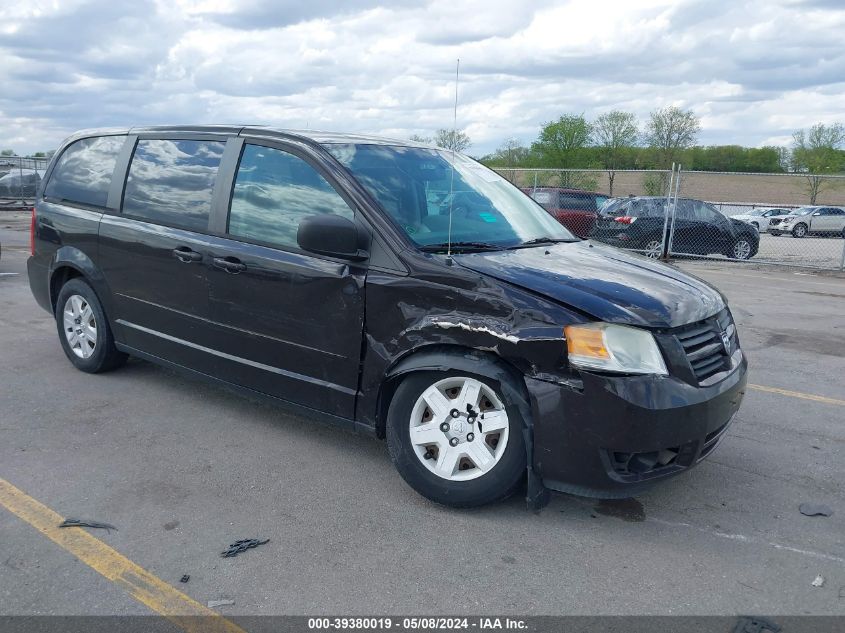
[497,167,845,270]
[0,156,50,210]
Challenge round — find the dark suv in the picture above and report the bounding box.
[592,197,760,260]
[522,187,609,237]
[28,126,747,508]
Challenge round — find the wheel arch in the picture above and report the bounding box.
[48,246,114,318]
[375,344,531,440]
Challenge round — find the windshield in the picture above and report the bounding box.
[327,144,575,249]
[792,207,815,216]
[747,209,765,216]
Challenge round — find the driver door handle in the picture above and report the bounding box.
[172,247,203,263]
[212,256,247,274]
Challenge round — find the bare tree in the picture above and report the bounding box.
[433,129,471,152]
[644,106,700,167]
[593,110,638,196]
[791,122,845,203]
[487,138,530,182]
[409,134,432,144]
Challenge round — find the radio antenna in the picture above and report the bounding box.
[446,58,460,263]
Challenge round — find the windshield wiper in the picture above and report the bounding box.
[509,237,579,249]
[419,241,502,253]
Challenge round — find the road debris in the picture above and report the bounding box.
[207,599,234,608]
[799,503,833,517]
[58,518,117,533]
[811,575,825,588]
[732,616,781,633]
[220,538,269,558]
[180,575,190,583]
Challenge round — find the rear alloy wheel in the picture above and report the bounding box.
[62,294,98,359]
[386,371,525,507]
[792,223,808,238]
[643,239,663,259]
[55,278,127,373]
[731,239,753,260]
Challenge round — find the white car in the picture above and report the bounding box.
[732,207,792,232]
[769,206,845,238]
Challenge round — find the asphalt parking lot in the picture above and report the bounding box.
[1,213,844,618]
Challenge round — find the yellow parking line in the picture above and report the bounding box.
[0,477,246,633]
[749,384,845,406]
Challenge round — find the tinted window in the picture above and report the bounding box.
[44,136,125,207]
[557,192,595,211]
[228,144,353,249]
[675,199,696,220]
[690,201,720,223]
[122,139,225,231]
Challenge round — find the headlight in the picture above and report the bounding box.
[564,323,668,375]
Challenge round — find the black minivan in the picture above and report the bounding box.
[28,126,747,508]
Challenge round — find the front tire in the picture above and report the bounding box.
[729,238,754,260]
[792,223,808,238]
[56,278,127,373]
[386,371,526,507]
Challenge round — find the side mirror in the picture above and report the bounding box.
[297,214,369,261]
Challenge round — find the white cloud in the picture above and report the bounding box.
[0,0,843,154]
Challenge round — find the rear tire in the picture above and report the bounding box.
[792,223,808,238]
[55,278,127,373]
[643,237,663,259]
[386,370,526,507]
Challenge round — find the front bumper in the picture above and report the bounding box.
[527,353,747,498]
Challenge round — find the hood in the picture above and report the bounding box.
[454,241,726,329]
[729,217,755,231]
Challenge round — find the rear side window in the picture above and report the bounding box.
[122,139,225,232]
[228,144,353,249]
[557,192,595,211]
[44,136,125,207]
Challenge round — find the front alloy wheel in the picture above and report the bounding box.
[792,223,807,238]
[409,377,509,481]
[732,239,752,260]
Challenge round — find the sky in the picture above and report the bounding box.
[1,0,844,156]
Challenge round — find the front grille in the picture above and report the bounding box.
[769,218,782,226]
[674,310,736,384]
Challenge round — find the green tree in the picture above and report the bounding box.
[592,110,639,195]
[433,129,471,152]
[644,106,700,168]
[1,149,15,156]
[531,114,592,187]
[33,152,46,158]
[791,122,845,203]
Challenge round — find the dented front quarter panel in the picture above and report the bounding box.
[356,251,585,432]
